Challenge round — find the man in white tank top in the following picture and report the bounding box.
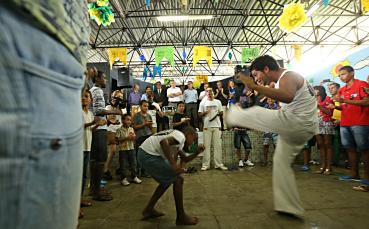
[226,55,318,217]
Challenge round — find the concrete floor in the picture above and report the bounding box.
[79,165,369,229]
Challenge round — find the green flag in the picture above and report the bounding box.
[155,46,175,66]
[242,48,260,63]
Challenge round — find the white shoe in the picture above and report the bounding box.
[216,165,228,171]
[201,166,209,171]
[121,178,130,186]
[132,177,142,184]
[245,160,254,166]
[238,160,244,167]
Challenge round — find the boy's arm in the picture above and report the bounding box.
[177,145,205,163]
[160,137,184,174]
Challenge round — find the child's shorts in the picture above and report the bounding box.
[263,132,278,146]
[137,148,178,185]
[303,136,316,150]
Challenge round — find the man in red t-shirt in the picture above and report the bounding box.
[335,66,369,187]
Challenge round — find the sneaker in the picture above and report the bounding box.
[339,175,361,182]
[244,160,254,166]
[201,166,209,171]
[238,160,244,167]
[299,165,310,171]
[120,178,130,186]
[216,165,228,171]
[132,177,142,184]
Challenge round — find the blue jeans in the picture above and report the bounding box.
[340,126,369,151]
[0,7,84,229]
[234,129,252,150]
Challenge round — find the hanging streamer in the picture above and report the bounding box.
[153,65,162,78]
[108,48,127,69]
[139,54,145,61]
[146,0,151,8]
[142,66,149,81]
[322,0,329,7]
[279,2,307,32]
[195,75,208,84]
[241,48,260,63]
[362,0,369,13]
[228,51,233,60]
[292,44,302,62]
[155,46,175,66]
[88,0,115,26]
[193,46,212,67]
[182,49,187,60]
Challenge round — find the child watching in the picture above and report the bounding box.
[262,98,279,166]
[172,102,190,132]
[137,127,205,225]
[116,114,142,186]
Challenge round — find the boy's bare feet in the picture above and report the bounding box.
[176,214,199,225]
[142,209,165,220]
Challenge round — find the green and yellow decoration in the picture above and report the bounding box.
[279,2,307,32]
[88,0,115,26]
[330,60,350,78]
[362,0,369,14]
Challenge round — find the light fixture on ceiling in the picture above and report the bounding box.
[157,15,214,22]
[306,3,320,17]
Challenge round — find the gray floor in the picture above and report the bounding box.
[79,165,369,229]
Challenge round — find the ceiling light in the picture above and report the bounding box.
[306,3,320,17]
[157,15,214,22]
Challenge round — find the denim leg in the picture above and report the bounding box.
[0,6,84,229]
[82,151,90,195]
[127,150,138,178]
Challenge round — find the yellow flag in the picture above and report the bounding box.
[292,44,302,62]
[196,75,208,83]
[108,48,127,69]
[193,46,212,67]
[362,0,369,13]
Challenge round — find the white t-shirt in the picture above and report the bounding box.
[140,129,186,157]
[105,105,127,132]
[198,99,223,128]
[167,87,182,102]
[82,110,94,151]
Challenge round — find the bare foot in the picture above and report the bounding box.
[176,214,199,225]
[142,209,165,220]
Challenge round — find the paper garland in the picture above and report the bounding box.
[323,0,330,7]
[155,46,175,66]
[362,0,369,13]
[193,46,212,67]
[279,2,307,32]
[88,0,115,26]
[292,44,302,62]
[108,48,127,69]
[241,48,260,63]
[153,65,162,78]
[330,60,350,78]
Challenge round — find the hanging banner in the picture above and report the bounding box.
[323,0,330,7]
[153,65,162,78]
[330,60,350,78]
[195,75,208,83]
[292,44,302,62]
[142,66,149,81]
[146,0,151,8]
[108,48,127,69]
[193,46,212,67]
[362,0,369,13]
[241,48,260,63]
[155,46,175,66]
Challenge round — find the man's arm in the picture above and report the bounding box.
[160,137,184,174]
[336,97,369,106]
[238,72,301,103]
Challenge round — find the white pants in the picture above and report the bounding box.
[226,106,317,216]
[202,127,224,168]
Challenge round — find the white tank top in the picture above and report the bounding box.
[276,70,317,119]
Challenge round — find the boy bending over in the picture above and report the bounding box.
[137,127,205,225]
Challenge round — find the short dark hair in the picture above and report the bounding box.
[250,55,280,71]
[92,70,105,83]
[328,82,340,89]
[177,101,185,107]
[182,126,197,136]
[139,100,148,106]
[122,114,131,120]
[339,65,354,73]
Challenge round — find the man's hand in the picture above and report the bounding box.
[93,116,101,124]
[172,164,185,175]
[334,95,344,103]
[237,72,256,89]
[145,120,153,126]
[327,104,335,109]
[97,119,107,126]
